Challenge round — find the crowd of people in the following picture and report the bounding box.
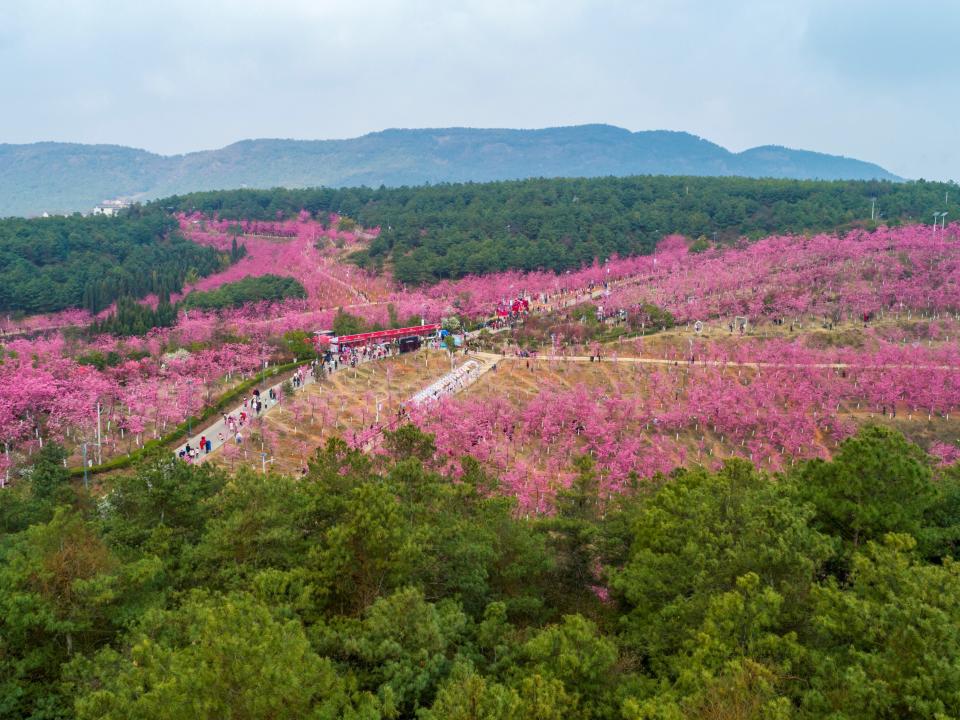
[410,359,484,405]
[178,436,212,462]
[177,366,314,462]
[171,285,621,465]
[323,342,396,373]
[176,330,481,463]
[290,366,307,388]
[175,339,429,464]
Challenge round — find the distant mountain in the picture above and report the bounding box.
[0,125,901,217]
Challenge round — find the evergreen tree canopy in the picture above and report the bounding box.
[2,428,960,718]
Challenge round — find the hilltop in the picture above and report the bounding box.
[0,125,900,216]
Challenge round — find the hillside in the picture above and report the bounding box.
[0,213,224,314]
[0,125,900,216]
[3,215,960,718]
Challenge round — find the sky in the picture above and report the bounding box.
[1,0,957,180]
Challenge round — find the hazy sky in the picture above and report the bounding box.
[1,0,957,180]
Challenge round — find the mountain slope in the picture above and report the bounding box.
[0,125,901,216]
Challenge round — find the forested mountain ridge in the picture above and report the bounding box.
[0,173,952,315]
[0,125,900,216]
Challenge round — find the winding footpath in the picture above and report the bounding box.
[170,256,960,465]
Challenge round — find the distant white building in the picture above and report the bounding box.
[92,199,131,216]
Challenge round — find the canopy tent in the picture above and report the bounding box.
[328,323,442,349]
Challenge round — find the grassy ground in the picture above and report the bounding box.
[456,335,960,472]
[214,350,455,473]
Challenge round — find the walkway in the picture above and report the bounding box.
[174,367,315,461]
[347,352,498,450]
[501,354,960,372]
[175,347,442,463]
[408,354,498,405]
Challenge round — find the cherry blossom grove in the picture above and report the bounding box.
[600,224,960,324]
[410,336,960,513]
[1,218,958,484]
[0,333,264,478]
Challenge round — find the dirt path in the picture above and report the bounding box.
[501,354,960,372]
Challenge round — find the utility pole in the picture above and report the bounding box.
[870,197,876,221]
[187,380,194,437]
[260,451,274,475]
[96,402,102,465]
[82,443,89,490]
